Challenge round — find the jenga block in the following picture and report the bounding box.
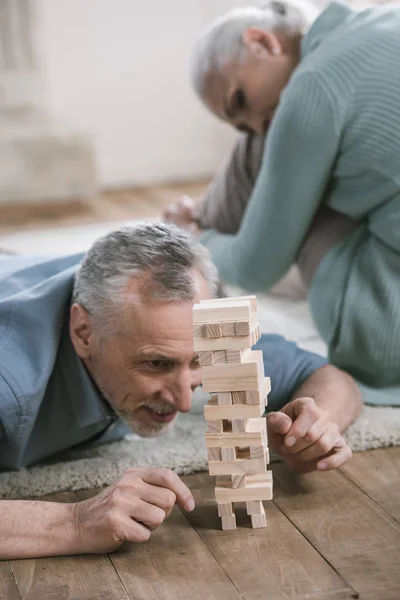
[246,418,268,446]
[232,391,247,404]
[215,473,273,503]
[221,322,236,336]
[205,429,265,449]
[246,500,263,515]
[194,333,254,351]
[231,474,246,488]
[251,505,267,529]
[200,295,257,313]
[212,350,228,364]
[218,502,233,517]
[198,351,213,366]
[204,399,264,420]
[221,447,236,461]
[226,350,244,363]
[193,301,251,323]
[217,392,232,405]
[207,420,223,434]
[245,377,271,405]
[208,456,267,476]
[208,447,221,461]
[201,350,264,392]
[193,323,206,338]
[205,322,222,338]
[250,446,267,461]
[232,419,248,433]
[234,321,251,336]
[221,515,236,530]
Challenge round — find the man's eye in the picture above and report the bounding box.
[146,360,167,369]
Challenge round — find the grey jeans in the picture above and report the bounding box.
[197,133,358,287]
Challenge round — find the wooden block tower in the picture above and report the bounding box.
[193,295,273,530]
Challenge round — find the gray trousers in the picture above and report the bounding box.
[197,134,358,288]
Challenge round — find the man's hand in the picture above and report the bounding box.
[163,195,200,232]
[267,397,352,473]
[74,467,195,554]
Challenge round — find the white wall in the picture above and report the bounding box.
[37,0,242,188]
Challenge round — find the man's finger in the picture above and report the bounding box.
[137,468,195,512]
[267,412,292,436]
[283,407,330,452]
[317,439,352,471]
[295,427,339,462]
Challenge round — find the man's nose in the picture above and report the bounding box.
[168,368,198,413]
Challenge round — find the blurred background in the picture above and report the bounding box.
[0,0,374,250]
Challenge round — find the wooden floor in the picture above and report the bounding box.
[3,447,400,600]
[2,185,400,598]
[0,181,208,235]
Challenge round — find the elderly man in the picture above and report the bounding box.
[0,221,361,559]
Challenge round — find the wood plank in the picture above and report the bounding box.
[10,491,131,600]
[340,447,400,523]
[193,301,251,323]
[205,398,264,419]
[194,332,254,351]
[77,489,243,600]
[215,473,273,503]
[209,456,267,476]
[273,461,400,600]
[0,563,20,600]
[182,472,355,600]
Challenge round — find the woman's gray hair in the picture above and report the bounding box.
[72,221,219,332]
[190,0,320,98]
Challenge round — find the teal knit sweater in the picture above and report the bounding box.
[200,1,400,405]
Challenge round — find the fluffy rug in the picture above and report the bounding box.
[1,225,399,498]
[1,390,399,499]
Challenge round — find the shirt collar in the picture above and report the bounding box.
[301,1,353,59]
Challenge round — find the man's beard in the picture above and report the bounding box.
[113,402,177,438]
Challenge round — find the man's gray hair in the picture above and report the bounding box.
[190,0,320,97]
[73,221,219,331]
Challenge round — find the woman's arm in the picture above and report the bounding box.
[200,72,341,291]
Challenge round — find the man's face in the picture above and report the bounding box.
[70,270,211,438]
[203,29,296,136]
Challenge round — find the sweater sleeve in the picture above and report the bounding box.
[200,73,341,291]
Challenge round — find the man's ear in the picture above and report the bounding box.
[69,303,95,359]
[242,28,282,57]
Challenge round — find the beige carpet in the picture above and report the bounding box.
[1,389,400,499]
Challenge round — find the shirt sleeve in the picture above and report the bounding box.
[254,334,328,412]
[200,72,341,291]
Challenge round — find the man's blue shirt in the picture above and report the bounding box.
[0,254,327,470]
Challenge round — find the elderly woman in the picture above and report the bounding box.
[167,0,400,406]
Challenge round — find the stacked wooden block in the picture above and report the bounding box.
[193,295,273,530]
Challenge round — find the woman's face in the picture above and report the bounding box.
[203,29,299,135]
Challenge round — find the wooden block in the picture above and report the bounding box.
[246,500,263,515]
[204,398,264,420]
[193,301,251,324]
[218,502,233,517]
[201,350,264,392]
[250,446,267,461]
[234,321,251,336]
[251,505,267,529]
[193,323,206,338]
[194,333,253,351]
[246,418,268,447]
[217,392,232,406]
[232,474,246,488]
[232,391,246,404]
[215,473,273,503]
[226,349,243,363]
[212,350,228,364]
[221,515,236,530]
[200,295,257,314]
[245,377,271,405]
[232,419,248,433]
[207,447,221,461]
[205,322,222,338]
[207,420,223,434]
[208,457,267,476]
[221,322,236,336]
[205,429,265,449]
[221,447,236,461]
[198,351,213,366]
